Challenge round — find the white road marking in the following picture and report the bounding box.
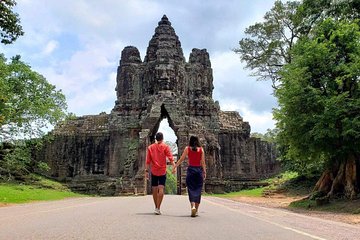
[0,199,103,222]
[204,198,328,240]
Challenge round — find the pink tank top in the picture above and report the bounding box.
[188,146,202,167]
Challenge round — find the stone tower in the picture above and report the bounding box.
[37,15,278,195]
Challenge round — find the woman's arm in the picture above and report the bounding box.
[201,147,206,179]
[172,147,188,173]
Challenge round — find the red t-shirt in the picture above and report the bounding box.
[187,146,202,167]
[146,141,174,176]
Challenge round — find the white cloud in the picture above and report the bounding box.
[37,39,122,115]
[212,50,277,114]
[220,99,275,134]
[41,40,58,55]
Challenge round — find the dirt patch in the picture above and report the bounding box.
[0,203,12,207]
[228,194,360,225]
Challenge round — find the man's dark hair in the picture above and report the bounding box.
[155,132,164,141]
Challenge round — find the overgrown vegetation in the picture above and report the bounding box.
[0,139,51,181]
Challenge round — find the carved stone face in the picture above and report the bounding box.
[155,64,175,91]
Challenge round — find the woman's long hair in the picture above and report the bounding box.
[189,136,200,151]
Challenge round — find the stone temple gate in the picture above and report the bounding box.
[37,15,278,195]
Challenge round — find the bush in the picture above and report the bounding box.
[165,166,177,194]
[0,139,49,181]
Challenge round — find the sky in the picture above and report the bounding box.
[1,0,278,143]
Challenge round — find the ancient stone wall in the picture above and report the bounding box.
[37,15,278,195]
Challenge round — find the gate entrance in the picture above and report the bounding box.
[145,106,179,195]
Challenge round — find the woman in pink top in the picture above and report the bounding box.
[173,136,206,217]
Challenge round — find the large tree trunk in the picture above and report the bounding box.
[313,154,359,200]
[313,169,333,193]
[344,154,357,199]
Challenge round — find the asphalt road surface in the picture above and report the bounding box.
[0,195,359,240]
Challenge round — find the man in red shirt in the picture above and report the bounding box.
[145,132,175,215]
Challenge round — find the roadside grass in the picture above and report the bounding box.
[289,197,360,214]
[208,187,264,198]
[207,171,300,198]
[208,171,360,215]
[0,175,84,204]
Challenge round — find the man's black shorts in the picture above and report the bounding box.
[151,174,166,187]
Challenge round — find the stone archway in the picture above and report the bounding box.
[144,104,181,195]
[38,15,279,196]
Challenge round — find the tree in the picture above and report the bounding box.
[299,0,360,33]
[0,0,24,44]
[0,55,66,180]
[165,141,178,194]
[237,0,360,200]
[234,0,302,89]
[0,54,67,142]
[251,128,278,143]
[234,0,360,89]
[165,167,177,194]
[0,1,65,180]
[274,19,360,199]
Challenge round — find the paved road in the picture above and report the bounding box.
[0,195,359,240]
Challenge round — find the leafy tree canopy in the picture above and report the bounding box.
[235,0,360,89]
[275,19,360,174]
[0,0,24,44]
[237,0,360,199]
[274,17,360,198]
[251,128,278,143]
[0,54,67,142]
[234,0,302,88]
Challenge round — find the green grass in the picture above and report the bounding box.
[0,176,84,204]
[207,171,300,198]
[289,199,316,209]
[207,187,265,198]
[289,198,360,214]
